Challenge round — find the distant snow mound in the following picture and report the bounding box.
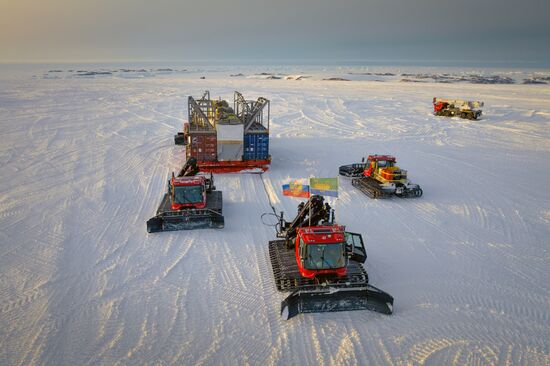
[284,75,310,80]
[322,77,351,81]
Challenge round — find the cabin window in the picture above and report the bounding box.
[174,185,203,204]
[304,243,345,270]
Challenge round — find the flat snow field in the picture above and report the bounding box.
[1,72,549,365]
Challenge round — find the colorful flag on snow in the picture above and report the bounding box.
[282,180,310,198]
[309,177,339,197]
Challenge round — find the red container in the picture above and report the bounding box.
[187,132,217,161]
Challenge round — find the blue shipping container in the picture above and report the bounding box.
[244,133,269,160]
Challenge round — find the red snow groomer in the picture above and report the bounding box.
[175,91,271,173]
[268,195,394,319]
[433,97,484,120]
[147,158,224,233]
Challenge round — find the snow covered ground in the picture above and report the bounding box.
[1,66,549,365]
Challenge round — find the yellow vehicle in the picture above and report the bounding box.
[339,155,422,198]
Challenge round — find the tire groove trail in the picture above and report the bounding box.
[2,75,550,366]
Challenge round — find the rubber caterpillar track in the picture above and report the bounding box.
[351,177,422,199]
[268,240,369,292]
[351,177,392,199]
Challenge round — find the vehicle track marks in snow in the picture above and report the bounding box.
[2,74,549,366]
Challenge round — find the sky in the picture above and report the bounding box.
[1,0,549,66]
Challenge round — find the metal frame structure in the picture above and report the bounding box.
[183,91,271,173]
[234,91,270,133]
[188,91,215,130]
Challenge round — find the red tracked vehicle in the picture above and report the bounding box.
[146,158,224,233]
[433,97,484,120]
[268,195,394,320]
